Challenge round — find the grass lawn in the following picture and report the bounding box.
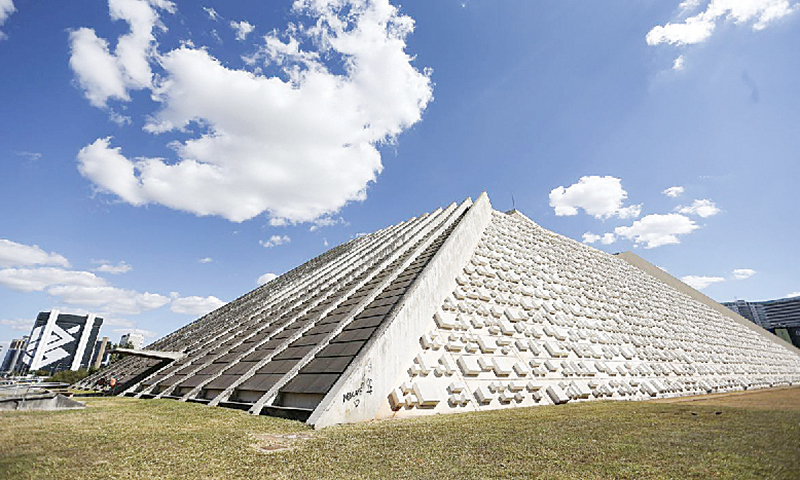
[1,386,799,479]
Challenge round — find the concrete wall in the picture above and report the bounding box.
[616,251,800,355]
[308,193,494,428]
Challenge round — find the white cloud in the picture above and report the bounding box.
[647,0,798,46]
[95,261,132,274]
[48,285,170,315]
[672,55,686,70]
[681,275,725,290]
[76,0,433,224]
[103,317,135,327]
[0,0,15,40]
[68,0,176,108]
[203,6,220,21]
[198,257,213,263]
[14,151,42,162]
[309,216,346,232]
[663,186,684,197]
[0,0,14,23]
[0,264,173,316]
[787,291,800,298]
[733,268,756,280]
[0,267,105,293]
[260,235,291,248]
[582,232,601,244]
[679,0,702,14]
[677,199,720,218]
[614,213,699,248]
[111,327,156,339]
[170,295,225,315]
[582,232,616,245]
[0,318,33,331]
[0,239,70,268]
[230,20,254,41]
[77,137,147,205]
[0,237,213,319]
[617,204,643,219]
[549,176,641,219]
[109,110,132,126]
[257,272,278,285]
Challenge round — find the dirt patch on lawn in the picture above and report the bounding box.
[651,385,800,410]
[251,432,315,453]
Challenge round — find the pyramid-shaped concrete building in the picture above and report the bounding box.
[78,194,800,428]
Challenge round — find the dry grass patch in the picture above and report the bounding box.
[652,385,800,411]
[1,387,798,479]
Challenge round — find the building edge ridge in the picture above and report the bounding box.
[616,251,800,356]
[307,193,493,428]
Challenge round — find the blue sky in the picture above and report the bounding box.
[1,0,798,350]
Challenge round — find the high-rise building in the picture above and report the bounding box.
[120,333,145,350]
[90,337,110,370]
[21,311,104,374]
[723,297,800,347]
[77,195,800,428]
[1,337,29,375]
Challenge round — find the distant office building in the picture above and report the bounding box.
[723,296,800,347]
[119,333,144,350]
[90,337,110,370]
[1,337,29,374]
[20,311,104,374]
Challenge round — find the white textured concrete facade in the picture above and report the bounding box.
[384,208,800,421]
[77,194,800,428]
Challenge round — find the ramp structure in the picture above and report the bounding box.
[77,194,800,427]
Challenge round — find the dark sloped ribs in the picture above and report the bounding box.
[272,207,468,410]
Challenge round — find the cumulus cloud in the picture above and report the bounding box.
[583,233,601,244]
[787,291,800,298]
[0,239,70,268]
[230,20,253,40]
[0,267,105,293]
[676,199,720,218]
[95,261,132,274]
[582,232,616,245]
[614,213,699,248]
[0,238,200,318]
[646,0,798,46]
[68,0,176,108]
[198,257,213,263]
[0,0,15,40]
[549,176,641,220]
[0,318,34,331]
[76,0,433,224]
[672,55,686,70]
[170,295,225,315]
[257,272,278,285]
[733,268,756,280]
[0,264,171,316]
[681,275,725,290]
[260,235,291,248]
[48,285,171,315]
[662,186,684,197]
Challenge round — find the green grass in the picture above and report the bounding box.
[1,388,799,479]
